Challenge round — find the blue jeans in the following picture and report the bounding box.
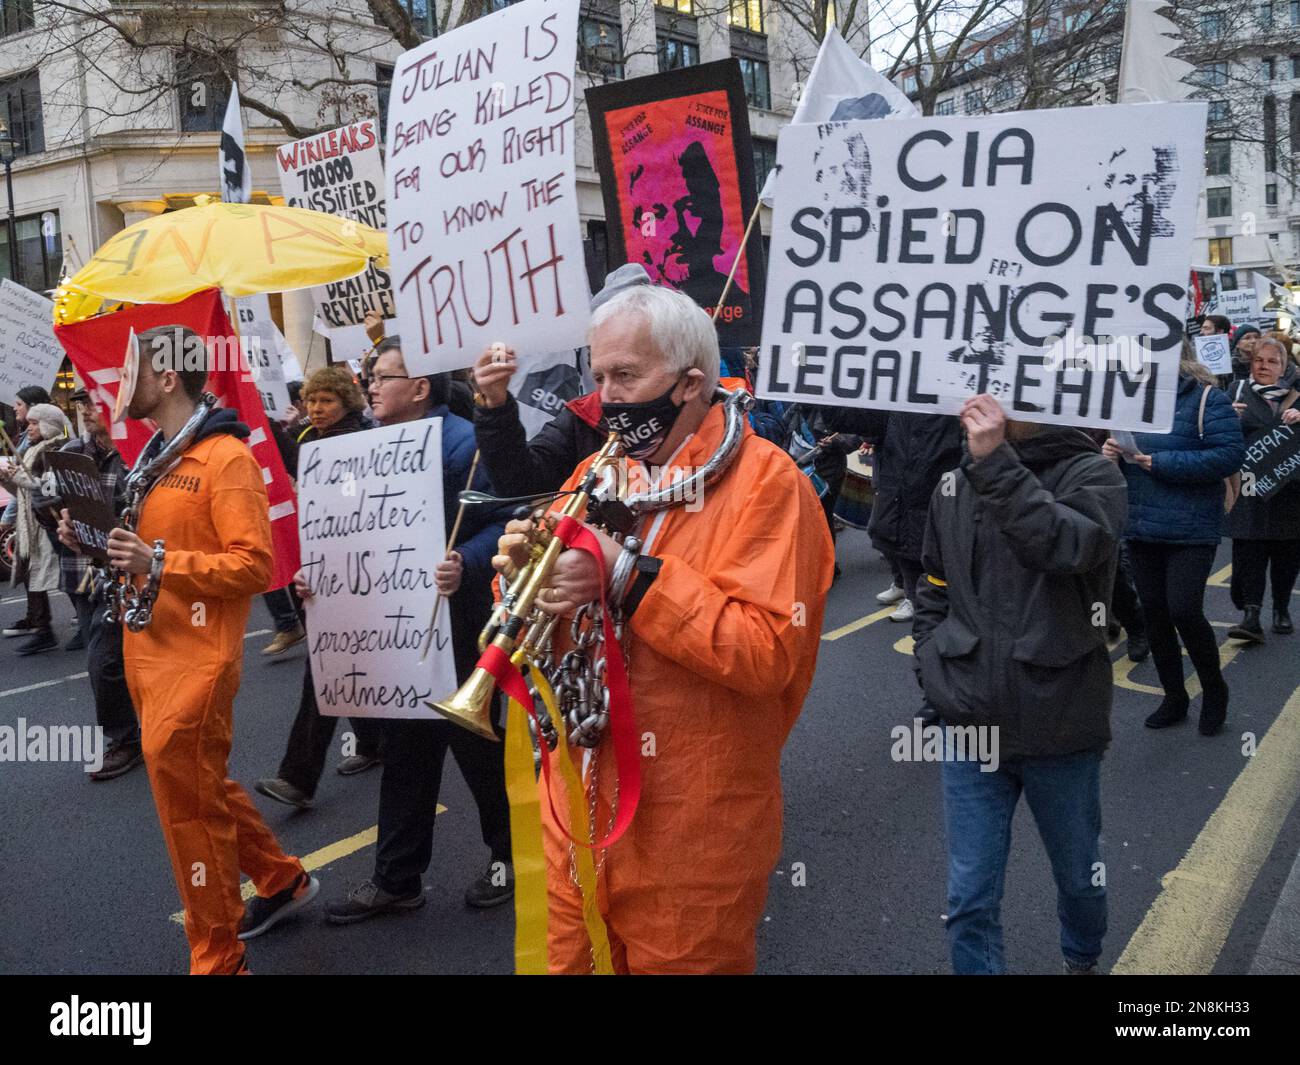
[942,749,1106,974]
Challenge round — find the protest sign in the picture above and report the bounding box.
[508,348,585,438]
[587,60,764,346]
[0,280,65,407]
[758,102,1206,431]
[385,0,590,374]
[233,294,295,419]
[1194,333,1231,375]
[275,119,394,360]
[45,451,116,562]
[297,420,455,718]
[1242,424,1300,502]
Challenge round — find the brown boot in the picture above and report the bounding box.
[262,624,306,656]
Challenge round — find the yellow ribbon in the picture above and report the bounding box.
[505,694,548,975]
[532,668,614,975]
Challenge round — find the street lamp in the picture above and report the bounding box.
[0,120,16,284]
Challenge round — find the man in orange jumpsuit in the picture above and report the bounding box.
[61,324,314,974]
[496,286,835,973]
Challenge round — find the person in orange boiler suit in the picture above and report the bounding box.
[60,324,315,974]
[495,285,835,973]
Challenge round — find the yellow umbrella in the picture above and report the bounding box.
[53,200,389,325]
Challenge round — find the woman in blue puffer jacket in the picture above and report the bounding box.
[1103,346,1245,736]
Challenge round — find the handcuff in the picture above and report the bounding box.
[608,536,660,617]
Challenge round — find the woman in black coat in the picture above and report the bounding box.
[1223,336,1300,640]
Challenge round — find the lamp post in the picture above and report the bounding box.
[0,121,16,284]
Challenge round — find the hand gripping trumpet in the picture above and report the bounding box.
[430,432,624,741]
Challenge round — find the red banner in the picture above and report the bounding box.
[54,288,300,592]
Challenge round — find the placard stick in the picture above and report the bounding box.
[419,447,481,663]
[711,200,763,323]
[0,422,19,459]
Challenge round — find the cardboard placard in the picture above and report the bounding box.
[46,451,116,562]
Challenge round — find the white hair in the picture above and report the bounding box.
[589,284,720,394]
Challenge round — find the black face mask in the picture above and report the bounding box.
[600,376,686,460]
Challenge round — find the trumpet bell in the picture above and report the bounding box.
[430,667,501,742]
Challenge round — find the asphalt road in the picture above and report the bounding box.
[2,530,1298,975]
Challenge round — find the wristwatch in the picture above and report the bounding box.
[621,555,661,617]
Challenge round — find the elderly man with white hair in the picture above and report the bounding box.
[2,402,70,655]
[493,284,835,974]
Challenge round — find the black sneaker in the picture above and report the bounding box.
[465,861,515,909]
[65,631,87,652]
[1126,631,1149,663]
[16,629,57,656]
[325,879,425,924]
[237,872,319,940]
[254,777,314,809]
[1273,609,1293,635]
[336,753,382,776]
[89,745,144,781]
[1,617,34,638]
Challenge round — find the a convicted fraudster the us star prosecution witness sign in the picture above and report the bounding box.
[757,102,1207,432]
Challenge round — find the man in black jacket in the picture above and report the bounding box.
[470,265,648,497]
[912,394,1128,976]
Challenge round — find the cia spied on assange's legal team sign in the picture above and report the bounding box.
[298,421,455,719]
[758,103,1207,431]
[385,0,590,374]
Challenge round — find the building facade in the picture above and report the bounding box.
[0,0,864,364]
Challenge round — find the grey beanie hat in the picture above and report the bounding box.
[591,263,652,310]
[25,403,70,441]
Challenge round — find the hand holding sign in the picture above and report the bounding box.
[960,393,1007,461]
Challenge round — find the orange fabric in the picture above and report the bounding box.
[123,432,302,975]
[540,403,835,973]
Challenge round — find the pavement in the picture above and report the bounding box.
[2,529,1299,975]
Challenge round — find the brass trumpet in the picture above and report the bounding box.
[430,433,623,741]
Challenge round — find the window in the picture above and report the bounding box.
[1264,56,1276,79]
[0,70,42,156]
[902,74,918,94]
[1208,237,1233,266]
[1201,11,1226,38]
[579,18,624,80]
[176,51,232,133]
[0,209,60,292]
[1267,182,1279,206]
[1205,137,1231,174]
[402,0,435,36]
[658,0,694,12]
[753,137,777,193]
[738,56,770,109]
[657,36,699,72]
[376,64,393,137]
[729,0,763,32]
[1206,186,1232,216]
[486,0,519,10]
[990,80,1014,105]
[1,0,33,38]
[1208,100,1230,125]
[1293,55,1300,78]
[1198,61,1228,86]
[1291,92,1300,147]
[964,90,983,113]
[935,97,955,115]
[1293,0,1300,23]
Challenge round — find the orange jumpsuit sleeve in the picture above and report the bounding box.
[160,446,273,601]
[627,450,834,697]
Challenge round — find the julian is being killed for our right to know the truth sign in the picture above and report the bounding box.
[757,102,1207,433]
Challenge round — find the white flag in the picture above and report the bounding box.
[760,26,919,206]
[219,82,252,204]
[1118,0,1195,104]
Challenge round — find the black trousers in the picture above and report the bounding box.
[1110,541,1146,637]
[374,714,511,896]
[262,587,302,633]
[86,601,139,750]
[1128,541,1223,701]
[277,662,383,797]
[1232,538,1300,612]
[28,589,51,631]
[896,554,923,602]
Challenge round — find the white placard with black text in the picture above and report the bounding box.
[757,103,1208,432]
[0,281,64,407]
[298,420,454,719]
